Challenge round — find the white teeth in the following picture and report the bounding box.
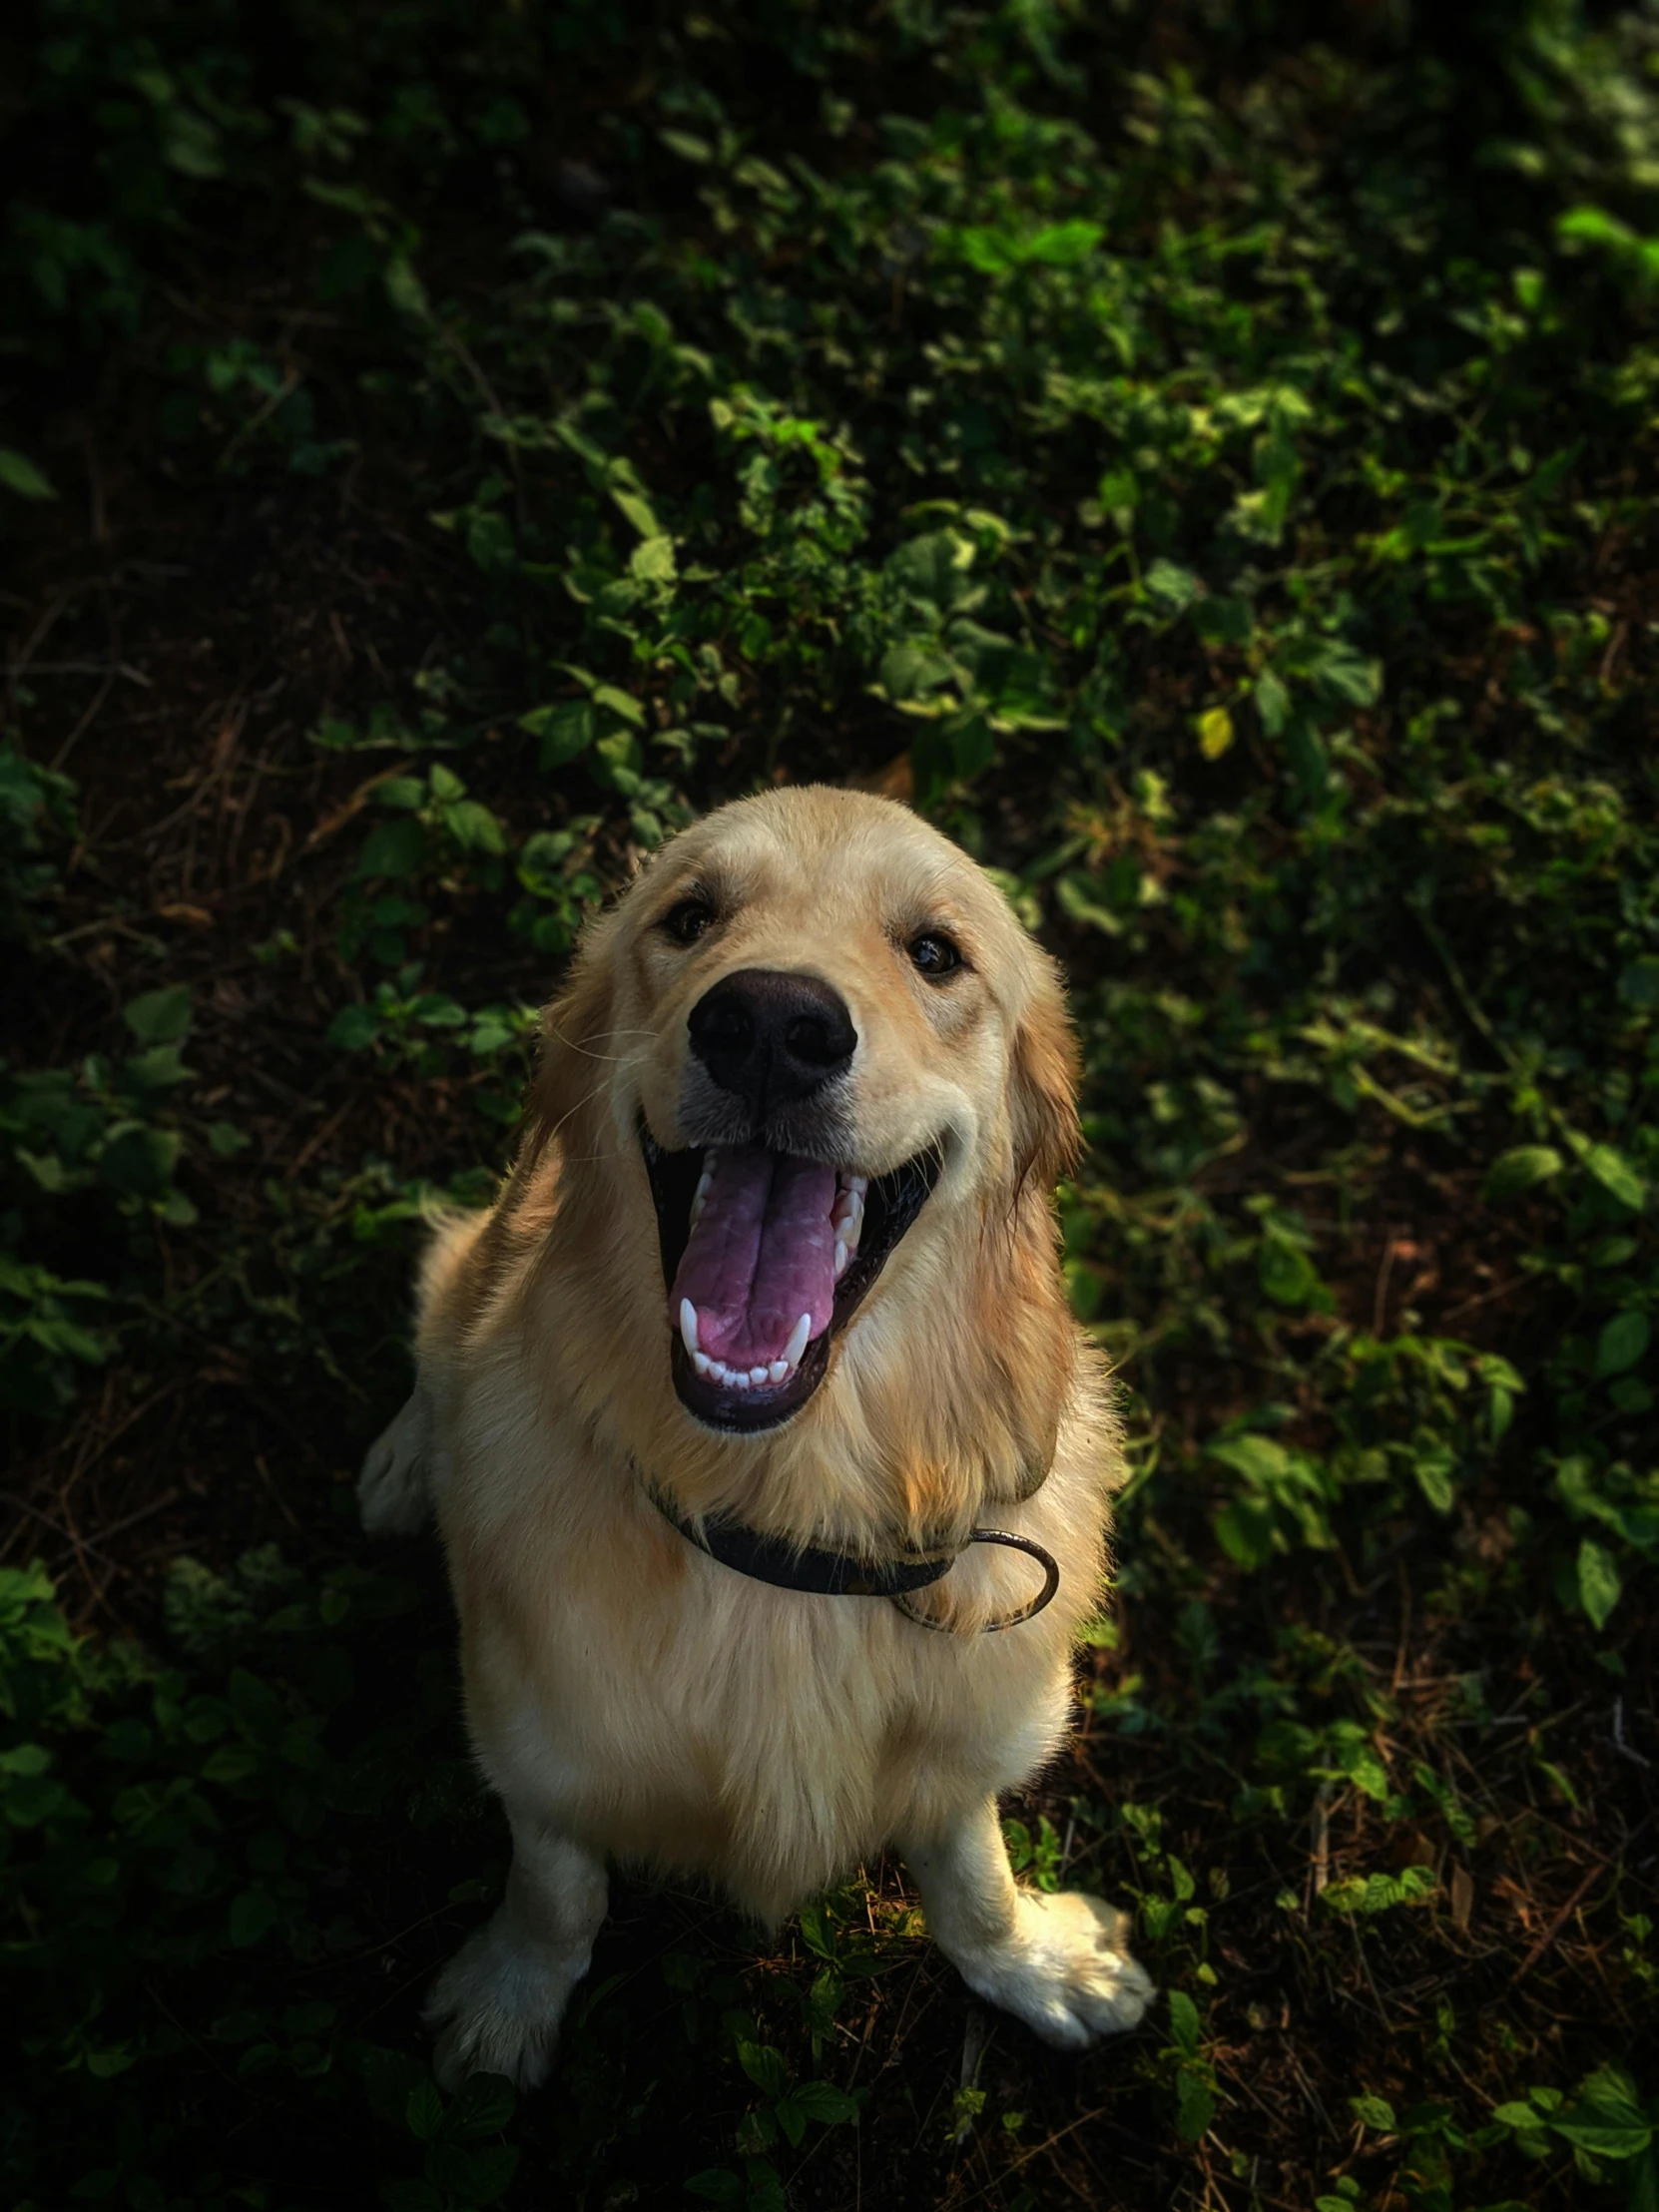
[830,1189,862,1243]
[847,1174,868,1199]
[680,1299,701,1357]
[689,1167,714,1229]
[833,1239,848,1279]
[686,1313,815,1395]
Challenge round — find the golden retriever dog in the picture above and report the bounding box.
[358,785,1153,2087]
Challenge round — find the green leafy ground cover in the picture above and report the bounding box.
[3,2,1658,2206]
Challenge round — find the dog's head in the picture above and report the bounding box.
[526,787,1079,1451]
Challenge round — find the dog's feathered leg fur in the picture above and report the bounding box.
[900,1799,1155,2049]
[424,1813,609,2091]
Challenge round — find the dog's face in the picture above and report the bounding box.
[536,788,1077,1438]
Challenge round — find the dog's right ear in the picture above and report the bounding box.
[519,918,620,1167]
[1007,947,1082,1199]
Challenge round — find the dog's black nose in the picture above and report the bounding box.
[688,969,857,1113]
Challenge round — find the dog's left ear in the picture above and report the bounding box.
[521,918,620,1163]
[1009,952,1082,1197]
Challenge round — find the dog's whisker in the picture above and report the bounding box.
[539,1079,612,1150]
[541,1017,665,1064]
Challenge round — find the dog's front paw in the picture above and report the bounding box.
[424,1914,579,2093]
[956,1890,1155,2052]
[358,1390,430,1538]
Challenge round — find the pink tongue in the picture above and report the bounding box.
[671,1146,838,1367]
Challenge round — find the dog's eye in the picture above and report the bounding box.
[662,898,716,946]
[909,932,961,978]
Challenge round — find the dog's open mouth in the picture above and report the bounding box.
[641,1130,941,1432]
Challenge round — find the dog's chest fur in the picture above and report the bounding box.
[430,1359,1095,1925]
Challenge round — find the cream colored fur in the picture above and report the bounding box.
[359,786,1153,2087]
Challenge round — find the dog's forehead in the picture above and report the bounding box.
[656,789,1001,928]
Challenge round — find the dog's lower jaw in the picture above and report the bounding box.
[902,1800,1156,2052]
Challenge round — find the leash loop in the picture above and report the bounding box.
[889,1529,1060,1635]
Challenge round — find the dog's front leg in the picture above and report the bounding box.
[901,1797,1155,2051]
[425,1815,608,2091]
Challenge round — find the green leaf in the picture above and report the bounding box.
[737,2041,789,2100]
[1175,2068,1216,2141]
[405,2077,445,2141]
[447,2071,516,2140]
[1255,669,1291,736]
[1320,1867,1437,1916]
[123,1044,194,1094]
[100,1125,183,1200]
[428,2141,520,2202]
[1414,1445,1456,1516]
[611,488,661,539]
[1258,1232,1321,1310]
[1484,1145,1563,1202]
[954,227,1016,275]
[1196,707,1234,760]
[520,701,597,768]
[1550,2113,1652,2160]
[1207,1433,1293,1486]
[1306,640,1382,708]
[590,684,646,728]
[123,986,193,1044]
[1213,1497,1276,1570]
[0,448,58,500]
[877,643,956,703]
[629,533,677,583]
[383,252,430,320]
[326,1004,382,1051]
[888,530,977,612]
[1577,1538,1623,1631]
[1617,956,1659,1010]
[1352,2094,1397,2132]
[1579,1142,1645,1213]
[1145,559,1203,612]
[379,2184,442,2212]
[357,818,429,879]
[684,2173,745,2206]
[789,2079,860,2125]
[227,1887,277,1947]
[440,800,507,855]
[1493,2100,1544,2128]
[361,2046,429,2126]
[1595,1312,1650,1379]
[1022,220,1104,266]
[1166,1989,1201,2059]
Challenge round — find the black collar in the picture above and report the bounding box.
[645,1478,957,1597]
[643,1477,1060,1632]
